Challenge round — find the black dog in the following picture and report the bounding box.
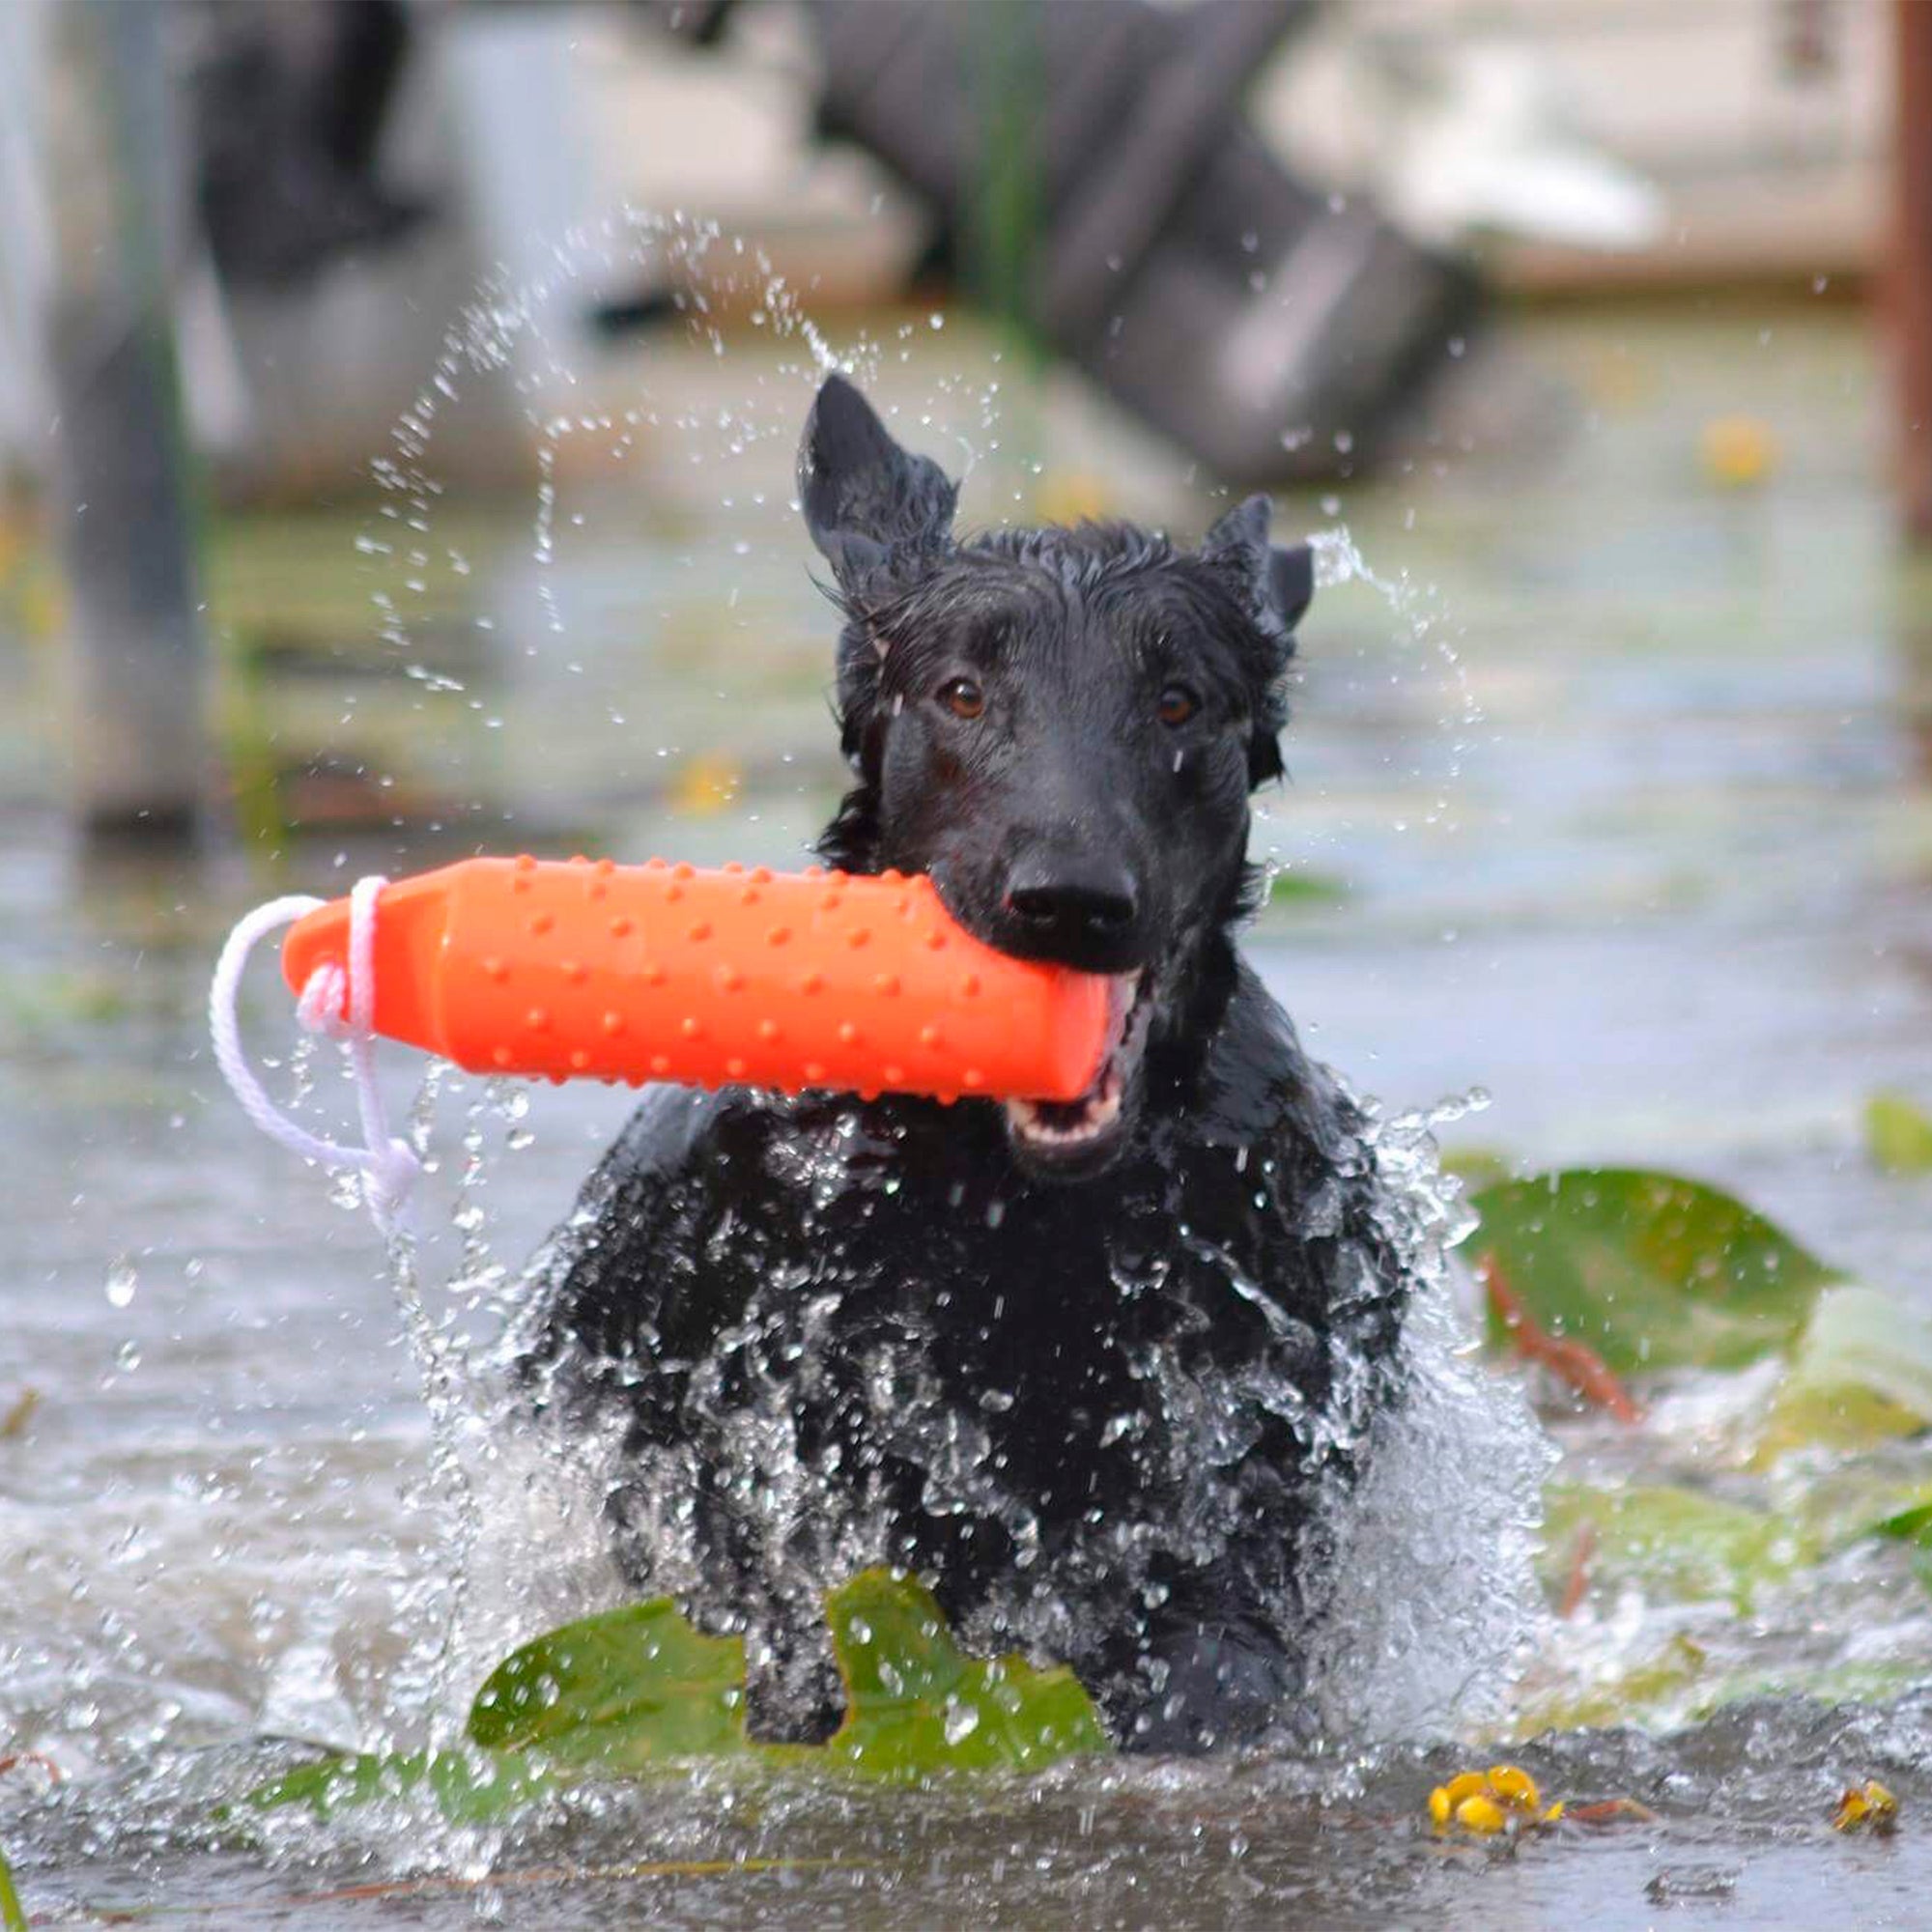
[519,377,1408,1752]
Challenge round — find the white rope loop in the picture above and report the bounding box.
[208,874,422,1238]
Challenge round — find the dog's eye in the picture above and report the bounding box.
[1157,683,1200,727]
[938,677,985,721]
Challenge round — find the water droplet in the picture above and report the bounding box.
[104,1258,136,1308]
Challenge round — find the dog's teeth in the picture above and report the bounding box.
[1005,969,1151,1155]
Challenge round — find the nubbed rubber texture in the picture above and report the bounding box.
[280,856,1111,1104]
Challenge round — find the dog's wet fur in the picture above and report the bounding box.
[522,377,1408,1752]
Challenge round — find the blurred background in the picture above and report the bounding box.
[4,0,1932,1536]
[6,6,1932,1903]
[7,0,1932,1279]
[3,0,1928,1154]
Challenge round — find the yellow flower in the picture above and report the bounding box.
[1832,1781,1898,1835]
[668,752,742,818]
[1699,414,1777,489]
[1428,1764,1565,1836]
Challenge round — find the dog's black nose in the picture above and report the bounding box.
[1004,858,1139,949]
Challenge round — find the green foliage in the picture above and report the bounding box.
[469,1599,749,1770]
[1865,1092,1932,1175]
[1869,1498,1932,1593]
[1439,1147,1513,1192]
[1514,1636,1932,1737]
[1512,1634,1710,1735]
[0,1836,22,1932]
[1754,1288,1932,1460]
[802,1569,1108,1778]
[1264,868,1349,909]
[1540,1483,1812,1613]
[1471,1169,1840,1375]
[241,1570,1107,1823]
[233,1747,554,1826]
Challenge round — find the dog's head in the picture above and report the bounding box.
[801,376,1313,1179]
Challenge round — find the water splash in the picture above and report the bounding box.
[1300,1092,1552,1741]
[3,213,1551,1909]
[1306,525,1483,783]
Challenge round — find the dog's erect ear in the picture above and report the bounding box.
[1203,495,1313,789]
[799,375,957,592]
[1202,495,1315,643]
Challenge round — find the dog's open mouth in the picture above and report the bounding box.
[1004,969,1153,1170]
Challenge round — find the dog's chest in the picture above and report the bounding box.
[685,1102,1383,1527]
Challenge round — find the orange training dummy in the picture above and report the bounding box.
[279,855,1111,1104]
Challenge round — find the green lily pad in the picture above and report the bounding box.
[0,1836,23,1932]
[1869,1499,1932,1593]
[469,1598,749,1770]
[1692,1656,1932,1716]
[1866,1092,1932,1175]
[1792,1455,1932,1549]
[808,1570,1109,1778]
[233,1747,553,1825]
[1472,1169,1839,1375]
[241,1571,1108,1822]
[1754,1287,1932,1462]
[1439,1147,1514,1192]
[1540,1482,1812,1613]
[1516,1636,1931,1737]
[1511,1634,1710,1735]
[1264,868,1348,909]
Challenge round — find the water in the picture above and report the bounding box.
[4,277,1932,1921]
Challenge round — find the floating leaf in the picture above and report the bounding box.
[1440,1148,1513,1192]
[1685,1656,1932,1719]
[239,1572,1107,1824]
[808,1570,1109,1778]
[469,1599,749,1770]
[1518,1632,1932,1734]
[1866,1092,1932,1175]
[1792,1460,1932,1551]
[1472,1170,1838,1375]
[1753,1382,1927,1463]
[1755,1288,1932,1462]
[1869,1498,1932,1593]
[234,1747,553,1826]
[1264,869,1348,909]
[1539,1483,1812,1613]
[1872,1500,1932,1544]
[1511,1634,1710,1734]
[0,1837,22,1932]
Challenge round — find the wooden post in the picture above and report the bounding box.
[45,0,211,844]
[1896,0,1932,542]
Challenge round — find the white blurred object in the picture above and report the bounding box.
[1256,4,1883,285]
[0,0,54,469]
[1378,44,1667,254]
[0,0,248,475]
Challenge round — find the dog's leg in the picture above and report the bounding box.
[1122,1612,1307,1755]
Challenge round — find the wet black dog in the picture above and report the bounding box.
[520,377,1408,1751]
